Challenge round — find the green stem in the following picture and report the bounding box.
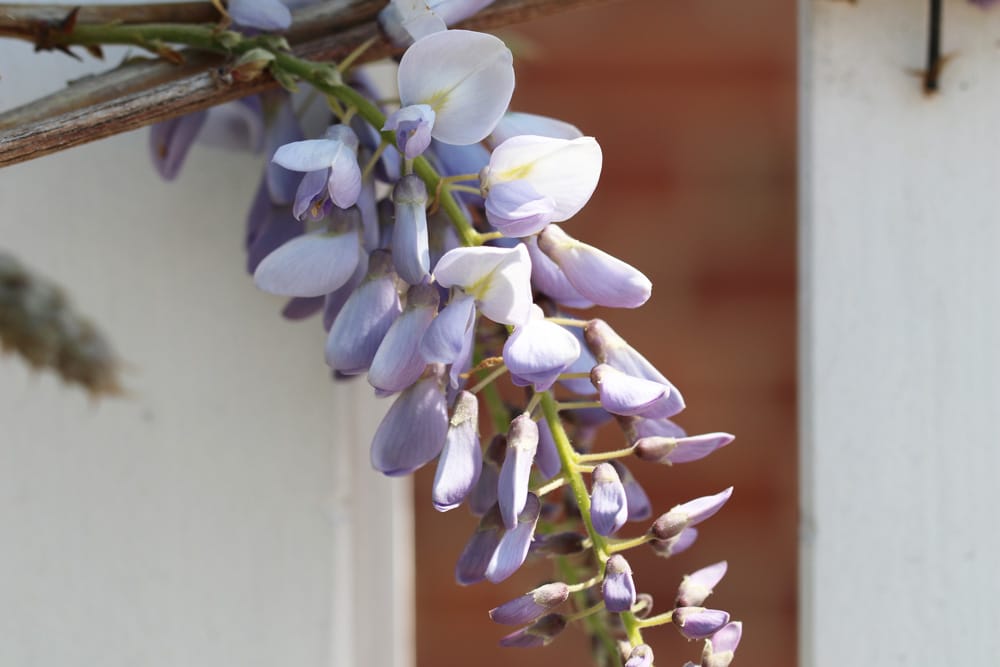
[636,611,674,629]
[577,446,635,464]
[540,393,645,651]
[605,533,653,554]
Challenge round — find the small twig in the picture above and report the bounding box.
[0,0,604,168]
[923,0,943,93]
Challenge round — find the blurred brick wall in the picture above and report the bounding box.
[414,1,796,665]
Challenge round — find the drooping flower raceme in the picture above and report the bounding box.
[147,11,742,666]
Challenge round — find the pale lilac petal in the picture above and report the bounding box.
[326,128,362,208]
[489,112,583,146]
[432,390,481,511]
[448,312,475,390]
[431,0,497,24]
[384,104,436,159]
[585,320,685,413]
[490,582,569,626]
[538,224,650,309]
[323,251,368,330]
[398,30,514,145]
[325,251,402,374]
[601,554,636,613]
[486,493,540,582]
[672,608,730,641]
[149,111,207,181]
[503,306,581,391]
[246,206,304,273]
[370,371,448,476]
[709,621,743,654]
[368,283,438,394]
[677,561,728,608]
[590,463,628,536]
[484,179,557,238]
[420,292,476,364]
[484,135,601,221]
[253,228,360,297]
[391,174,431,284]
[635,432,734,465]
[273,138,343,172]
[591,364,669,417]
[455,505,504,585]
[229,0,291,30]
[633,416,687,440]
[293,168,330,221]
[525,236,594,309]
[497,413,539,529]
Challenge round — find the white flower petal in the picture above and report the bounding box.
[398,30,514,145]
[272,139,341,172]
[485,135,602,221]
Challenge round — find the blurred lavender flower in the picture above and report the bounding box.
[489,111,582,146]
[229,0,292,30]
[379,0,497,46]
[702,622,743,667]
[498,613,566,648]
[490,582,569,625]
[624,644,653,667]
[676,561,728,608]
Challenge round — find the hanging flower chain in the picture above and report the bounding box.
[131,1,746,664]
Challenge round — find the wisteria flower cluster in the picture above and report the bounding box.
[150,1,742,664]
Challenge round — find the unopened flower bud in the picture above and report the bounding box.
[590,463,628,536]
[490,582,570,625]
[601,554,636,613]
[486,493,541,583]
[676,561,728,608]
[702,621,743,667]
[498,613,567,648]
[231,48,276,82]
[432,390,481,511]
[650,488,734,541]
[624,644,654,667]
[650,527,699,559]
[635,433,735,465]
[672,607,731,640]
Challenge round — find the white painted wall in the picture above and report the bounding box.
[801,1,1000,664]
[0,25,412,667]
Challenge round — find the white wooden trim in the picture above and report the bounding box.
[0,32,412,667]
[800,1,1000,664]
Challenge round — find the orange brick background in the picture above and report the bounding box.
[414,1,797,665]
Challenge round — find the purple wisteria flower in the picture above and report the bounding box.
[489,111,583,146]
[272,125,362,209]
[503,305,581,391]
[624,644,654,667]
[397,30,515,145]
[370,367,449,476]
[368,283,438,394]
[538,224,651,308]
[486,492,541,582]
[480,135,602,237]
[432,390,481,511]
[456,504,505,585]
[252,214,360,297]
[591,363,683,420]
[469,434,505,515]
[383,105,435,159]
[490,582,569,625]
[432,244,533,325]
[390,174,432,284]
[498,413,539,529]
[590,462,628,536]
[379,0,497,46]
[602,554,636,613]
[524,236,594,309]
[650,526,699,559]
[610,460,652,522]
